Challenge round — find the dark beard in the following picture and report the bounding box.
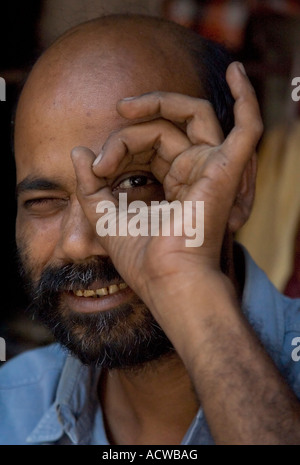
[17,252,174,370]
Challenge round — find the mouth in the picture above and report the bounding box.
[63,280,134,314]
[72,281,128,297]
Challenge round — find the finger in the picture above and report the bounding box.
[92,118,191,183]
[71,146,124,256]
[117,92,224,146]
[222,62,263,176]
[71,146,116,212]
[71,146,105,196]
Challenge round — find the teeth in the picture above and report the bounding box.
[73,282,128,298]
[109,284,119,295]
[83,290,95,297]
[96,288,108,296]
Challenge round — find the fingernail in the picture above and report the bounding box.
[92,150,103,167]
[237,62,247,76]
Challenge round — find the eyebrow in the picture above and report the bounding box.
[16,177,65,197]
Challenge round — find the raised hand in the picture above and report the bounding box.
[71,61,262,297]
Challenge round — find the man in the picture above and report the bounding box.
[0,14,299,445]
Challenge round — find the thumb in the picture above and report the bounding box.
[70,145,117,228]
[70,146,131,263]
[71,146,105,196]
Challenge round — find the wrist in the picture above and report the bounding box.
[140,267,242,356]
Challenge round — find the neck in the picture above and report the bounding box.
[98,352,199,445]
[98,238,245,445]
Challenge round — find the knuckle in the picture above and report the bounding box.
[141,90,163,98]
[193,99,216,121]
[253,119,264,137]
[201,99,214,111]
[103,127,121,144]
[152,90,164,99]
[140,90,164,104]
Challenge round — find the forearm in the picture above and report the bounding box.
[144,270,300,445]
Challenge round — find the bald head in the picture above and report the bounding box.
[16,15,201,125]
[15,17,198,174]
[15,15,234,155]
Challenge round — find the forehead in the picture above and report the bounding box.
[14,27,201,186]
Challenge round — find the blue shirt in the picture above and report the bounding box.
[0,246,299,445]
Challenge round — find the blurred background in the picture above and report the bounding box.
[1,0,300,362]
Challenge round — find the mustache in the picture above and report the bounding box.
[18,254,123,296]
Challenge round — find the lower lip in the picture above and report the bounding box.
[63,286,134,314]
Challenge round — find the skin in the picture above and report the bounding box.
[15,17,300,445]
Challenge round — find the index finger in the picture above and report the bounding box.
[117,91,224,146]
[222,62,263,176]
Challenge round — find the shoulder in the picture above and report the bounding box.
[279,296,300,398]
[0,343,67,444]
[241,245,300,398]
[0,343,67,389]
[241,243,300,341]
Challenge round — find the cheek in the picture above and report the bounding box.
[16,212,61,280]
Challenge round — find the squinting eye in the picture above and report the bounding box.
[25,198,54,207]
[23,197,68,213]
[115,175,155,190]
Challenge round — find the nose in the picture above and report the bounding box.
[56,197,107,263]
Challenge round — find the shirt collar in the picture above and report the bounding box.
[26,244,285,445]
[27,354,101,444]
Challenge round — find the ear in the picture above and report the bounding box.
[227,153,257,233]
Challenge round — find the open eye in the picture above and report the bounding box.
[115,174,155,190]
[111,172,164,203]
